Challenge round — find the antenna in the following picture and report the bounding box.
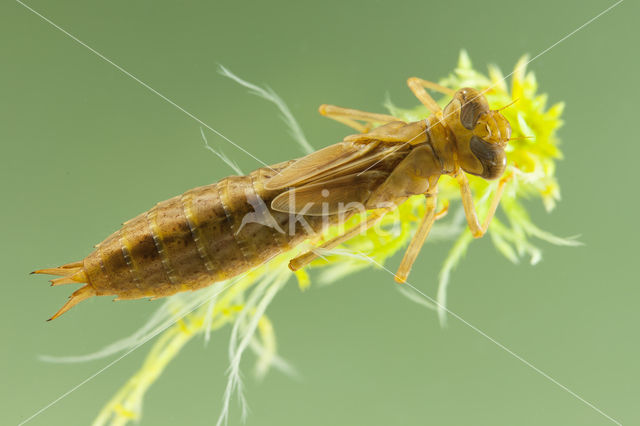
[496,97,520,112]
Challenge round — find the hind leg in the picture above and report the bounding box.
[407,77,455,114]
[289,208,390,271]
[319,104,399,132]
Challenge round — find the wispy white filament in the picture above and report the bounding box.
[218,65,314,154]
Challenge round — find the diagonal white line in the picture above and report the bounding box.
[356,252,623,425]
[17,265,265,426]
[357,0,624,175]
[15,0,625,424]
[510,0,624,72]
[15,0,276,173]
[467,0,624,107]
[355,128,423,176]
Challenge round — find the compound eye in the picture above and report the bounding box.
[469,135,506,180]
[460,98,485,130]
[455,87,490,130]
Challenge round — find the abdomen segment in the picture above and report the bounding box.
[33,161,330,319]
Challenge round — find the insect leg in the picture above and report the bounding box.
[407,77,455,114]
[394,193,438,283]
[434,199,449,220]
[456,170,510,238]
[288,208,390,271]
[319,104,399,132]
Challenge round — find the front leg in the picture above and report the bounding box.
[456,170,510,238]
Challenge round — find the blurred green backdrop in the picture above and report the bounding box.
[2,0,638,425]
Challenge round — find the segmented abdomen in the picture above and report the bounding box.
[84,161,324,300]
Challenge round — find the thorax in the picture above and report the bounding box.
[425,114,457,175]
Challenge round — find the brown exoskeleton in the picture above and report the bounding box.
[279,79,512,279]
[33,77,511,320]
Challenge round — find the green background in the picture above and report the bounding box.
[2,0,637,425]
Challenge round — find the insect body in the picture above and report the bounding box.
[34,78,511,320]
